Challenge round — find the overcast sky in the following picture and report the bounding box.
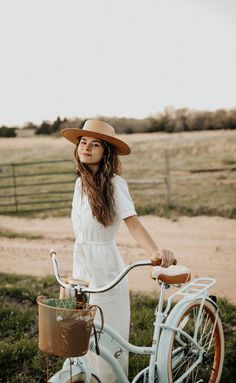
[0,0,235,126]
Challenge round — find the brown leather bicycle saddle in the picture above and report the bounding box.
[151,265,191,284]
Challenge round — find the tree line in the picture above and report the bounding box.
[1,107,236,137]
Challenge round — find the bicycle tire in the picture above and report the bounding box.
[160,299,224,383]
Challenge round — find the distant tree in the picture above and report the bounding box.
[227,108,236,129]
[59,117,85,131]
[35,121,52,135]
[0,126,17,137]
[146,117,164,132]
[35,117,65,135]
[51,117,63,133]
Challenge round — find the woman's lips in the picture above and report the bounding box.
[80,153,92,157]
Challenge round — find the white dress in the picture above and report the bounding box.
[71,175,137,382]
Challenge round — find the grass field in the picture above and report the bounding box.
[0,272,235,382]
[0,129,235,218]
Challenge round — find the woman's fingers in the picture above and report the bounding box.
[160,249,176,268]
[151,249,177,267]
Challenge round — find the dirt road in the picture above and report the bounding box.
[0,215,236,303]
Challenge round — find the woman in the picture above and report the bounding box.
[61,119,175,382]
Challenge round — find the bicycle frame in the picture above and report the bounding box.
[49,253,219,383]
[92,279,217,383]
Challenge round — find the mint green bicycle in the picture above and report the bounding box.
[43,251,224,383]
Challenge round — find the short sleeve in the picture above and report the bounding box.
[72,177,81,208]
[113,175,137,221]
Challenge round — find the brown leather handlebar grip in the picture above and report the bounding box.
[151,258,177,266]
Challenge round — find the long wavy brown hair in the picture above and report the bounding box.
[74,140,121,227]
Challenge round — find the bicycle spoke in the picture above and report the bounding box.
[173,348,196,379]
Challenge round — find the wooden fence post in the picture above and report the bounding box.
[12,163,18,213]
[164,150,171,206]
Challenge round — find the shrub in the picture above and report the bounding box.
[0,126,17,137]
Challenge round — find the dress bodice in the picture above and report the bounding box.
[71,175,136,243]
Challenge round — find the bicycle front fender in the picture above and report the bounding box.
[48,357,92,383]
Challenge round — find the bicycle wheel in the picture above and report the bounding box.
[164,299,224,383]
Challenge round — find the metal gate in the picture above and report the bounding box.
[0,160,76,214]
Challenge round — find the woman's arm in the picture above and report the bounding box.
[124,215,175,267]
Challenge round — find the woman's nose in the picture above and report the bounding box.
[85,143,92,151]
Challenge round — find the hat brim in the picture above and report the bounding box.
[60,128,131,156]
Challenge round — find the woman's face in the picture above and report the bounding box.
[77,136,105,172]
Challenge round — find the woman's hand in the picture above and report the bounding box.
[151,249,176,268]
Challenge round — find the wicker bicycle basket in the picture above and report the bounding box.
[38,298,97,357]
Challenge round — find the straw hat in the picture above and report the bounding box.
[60,119,131,155]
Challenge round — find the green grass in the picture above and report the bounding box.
[0,130,235,218]
[0,228,42,240]
[122,131,236,219]
[0,273,235,382]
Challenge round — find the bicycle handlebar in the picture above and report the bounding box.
[81,259,153,293]
[50,250,161,294]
